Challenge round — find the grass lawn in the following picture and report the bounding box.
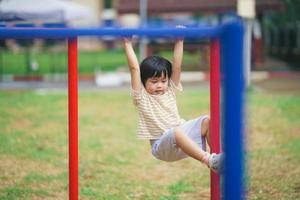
[0,49,202,76]
[0,87,299,199]
[1,50,128,75]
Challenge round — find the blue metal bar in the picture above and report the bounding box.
[220,20,245,200]
[0,26,220,39]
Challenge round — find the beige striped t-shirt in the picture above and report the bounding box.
[131,80,184,139]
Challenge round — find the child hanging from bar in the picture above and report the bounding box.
[123,26,223,173]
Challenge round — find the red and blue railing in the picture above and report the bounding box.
[0,19,245,200]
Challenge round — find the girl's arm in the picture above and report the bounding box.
[171,38,184,86]
[123,38,142,91]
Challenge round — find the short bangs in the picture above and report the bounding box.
[140,55,172,86]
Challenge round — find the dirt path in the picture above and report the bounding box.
[253,76,300,94]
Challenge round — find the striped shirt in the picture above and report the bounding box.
[131,80,184,139]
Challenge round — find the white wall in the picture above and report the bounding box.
[70,0,102,27]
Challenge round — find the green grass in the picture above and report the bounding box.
[1,49,128,75]
[0,88,299,199]
[0,49,202,76]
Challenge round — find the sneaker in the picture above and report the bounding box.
[209,153,224,174]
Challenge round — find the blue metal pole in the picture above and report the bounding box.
[0,27,220,39]
[220,19,245,200]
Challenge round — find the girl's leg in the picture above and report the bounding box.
[200,116,224,173]
[173,119,223,173]
[201,117,210,146]
[173,127,209,166]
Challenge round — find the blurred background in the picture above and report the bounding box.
[0,1,300,199]
[0,0,299,85]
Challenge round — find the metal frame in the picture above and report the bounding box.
[0,20,245,200]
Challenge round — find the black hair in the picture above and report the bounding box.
[140,55,172,87]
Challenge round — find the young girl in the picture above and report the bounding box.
[123,36,223,173]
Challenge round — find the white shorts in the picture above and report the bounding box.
[151,115,208,162]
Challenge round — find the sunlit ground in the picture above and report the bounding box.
[0,77,299,199]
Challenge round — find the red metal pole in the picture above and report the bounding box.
[68,37,78,200]
[210,39,221,200]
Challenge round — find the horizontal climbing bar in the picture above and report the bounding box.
[0,26,221,39]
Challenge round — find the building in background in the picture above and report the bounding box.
[116,0,285,69]
[1,0,290,67]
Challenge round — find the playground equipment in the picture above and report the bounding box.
[0,19,245,200]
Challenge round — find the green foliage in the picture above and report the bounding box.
[274,0,300,24]
[0,49,202,76]
[1,49,127,75]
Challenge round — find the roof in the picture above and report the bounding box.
[117,0,285,15]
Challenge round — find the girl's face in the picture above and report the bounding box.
[145,75,169,95]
